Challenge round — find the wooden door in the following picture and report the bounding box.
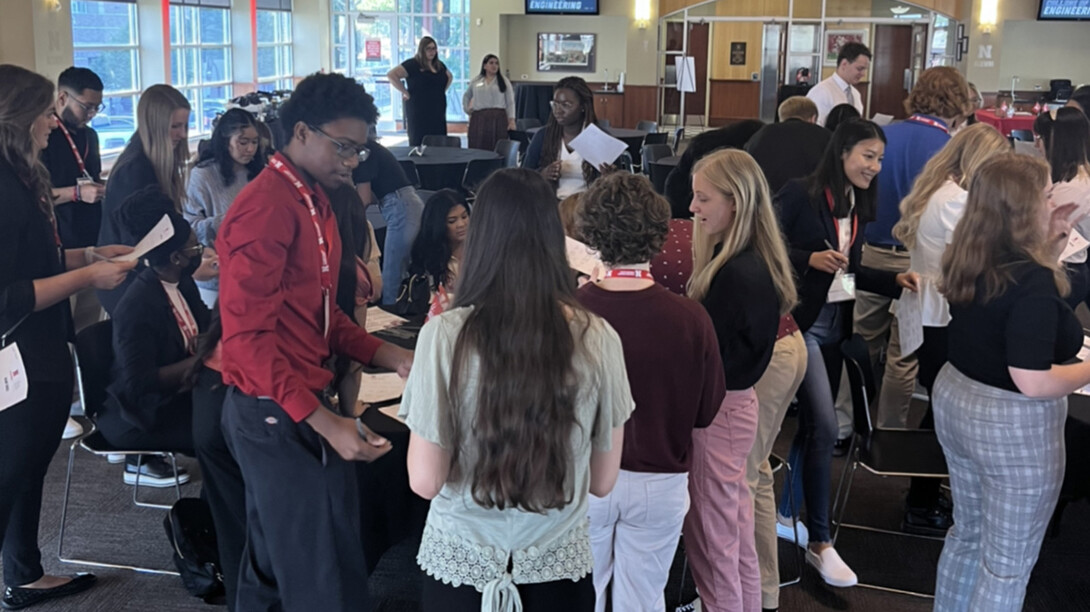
[870,25,914,120]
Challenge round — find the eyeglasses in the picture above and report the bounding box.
[308,125,370,162]
[180,244,204,258]
[550,100,577,111]
[66,94,105,114]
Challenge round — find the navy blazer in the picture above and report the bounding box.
[774,178,899,333]
[103,267,210,432]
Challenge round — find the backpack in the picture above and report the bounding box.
[163,498,225,603]
[392,273,432,316]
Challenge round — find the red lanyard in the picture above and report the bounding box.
[905,114,949,134]
[268,155,334,338]
[54,114,91,179]
[824,187,857,252]
[604,268,655,280]
[163,284,199,352]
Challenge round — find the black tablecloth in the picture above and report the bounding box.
[390,145,501,191]
[515,83,555,126]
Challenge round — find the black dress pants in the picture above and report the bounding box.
[192,367,244,610]
[0,376,71,587]
[221,387,369,612]
[96,393,195,455]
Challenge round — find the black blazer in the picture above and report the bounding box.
[96,138,159,314]
[0,160,73,383]
[774,178,899,333]
[745,119,831,195]
[103,267,209,432]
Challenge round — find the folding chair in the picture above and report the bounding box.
[636,120,658,133]
[641,144,674,175]
[494,138,520,168]
[461,157,505,201]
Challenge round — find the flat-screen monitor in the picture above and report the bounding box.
[1038,0,1090,20]
[525,0,599,15]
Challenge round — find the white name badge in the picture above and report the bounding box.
[0,342,28,412]
[827,271,856,303]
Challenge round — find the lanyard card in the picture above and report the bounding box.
[0,343,28,412]
[827,270,856,303]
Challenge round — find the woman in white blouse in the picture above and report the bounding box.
[462,54,516,151]
[892,123,1010,396]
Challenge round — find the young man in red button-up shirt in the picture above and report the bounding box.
[216,73,413,612]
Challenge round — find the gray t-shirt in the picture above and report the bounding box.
[399,306,634,605]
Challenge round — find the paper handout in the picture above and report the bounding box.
[1059,230,1090,263]
[565,236,604,277]
[358,371,406,404]
[895,289,924,356]
[364,307,409,334]
[112,214,175,262]
[568,124,628,171]
[872,113,894,126]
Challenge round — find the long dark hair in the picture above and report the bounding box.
[0,65,54,216]
[808,119,885,220]
[478,54,507,93]
[1034,107,1090,183]
[449,168,590,512]
[197,108,265,186]
[539,76,598,186]
[824,103,861,132]
[409,189,466,290]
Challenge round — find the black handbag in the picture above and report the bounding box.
[163,498,225,602]
[392,273,431,316]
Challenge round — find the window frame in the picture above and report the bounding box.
[257,7,295,91]
[169,2,234,137]
[71,0,142,154]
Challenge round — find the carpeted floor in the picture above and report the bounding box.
[4,408,1089,612]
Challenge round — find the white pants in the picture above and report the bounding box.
[589,470,689,612]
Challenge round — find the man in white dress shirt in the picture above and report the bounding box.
[807,42,871,126]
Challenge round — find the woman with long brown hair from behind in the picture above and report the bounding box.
[400,167,634,611]
[0,64,135,610]
[96,84,192,314]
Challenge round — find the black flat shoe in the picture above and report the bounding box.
[2,574,97,610]
[901,505,953,537]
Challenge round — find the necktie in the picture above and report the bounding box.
[845,86,854,107]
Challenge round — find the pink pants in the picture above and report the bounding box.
[684,388,761,612]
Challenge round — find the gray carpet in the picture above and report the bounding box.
[3,410,1089,611]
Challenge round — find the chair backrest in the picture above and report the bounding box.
[398,159,421,188]
[648,162,672,194]
[840,333,877,441]
[597,118,611,130]
[462,157,506,194]
[1010,129,1034,143]
[613,151,634,173]
[74,320,114,419]
[643,132,668,146]
[515,118,541,131]
[494,139,520,168]
[422,134,461,148]
[641,144,673,174]
[636,120,658,133]
[672,127,685,154]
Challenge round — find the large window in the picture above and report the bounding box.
[332,0,471,130]
[170,0,233,136]
[257,0,294,90]
[71,0,140,152]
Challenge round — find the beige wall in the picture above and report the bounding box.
[0,0,75,80]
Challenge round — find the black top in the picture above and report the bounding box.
[402,57,449,147]
[352,140,411,199]
[744,119,831,195]
[774,178,899,332]
[948,262,1082,393]
[330,189,370,323]
[96,138,159,314]
[41,121,103,248]
[702,247,781,390]
[103,267,209,431]
[0,159,73,383]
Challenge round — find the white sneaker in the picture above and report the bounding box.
[806,546,858,587]
[776,514,809,548]
[62,417,83,440]
[106,454,125,464]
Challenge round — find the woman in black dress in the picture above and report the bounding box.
[388,36,453,147]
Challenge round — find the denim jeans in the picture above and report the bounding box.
[378,186,424,304]
[778,303,841,544]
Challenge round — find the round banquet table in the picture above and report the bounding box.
[389,145,501,191]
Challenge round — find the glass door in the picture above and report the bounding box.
[352,15,399,132]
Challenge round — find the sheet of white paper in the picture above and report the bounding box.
[364,307,409,334]
[826,271,856,303]
[358,371,406,404]
[1059,230,1090,263]
[112,214,175,263]
[1076,335,1090,362]
[378,403,405,424]
[895,289,925,356]
[0,343,28,412]
[872,113,894,126]
[675,56,696,93]
[566,236,603,277]
[568,124,628,170]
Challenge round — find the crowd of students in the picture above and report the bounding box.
[1,48,1090,612]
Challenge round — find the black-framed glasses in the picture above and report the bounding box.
[308,125,370,162]
[66,94,105,114]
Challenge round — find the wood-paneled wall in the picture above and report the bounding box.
[623,86,660,129]
[708,80,762,125]
[710,22,762,81]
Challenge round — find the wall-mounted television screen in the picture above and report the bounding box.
[1038,0,1090,20]
[526,0,599,15]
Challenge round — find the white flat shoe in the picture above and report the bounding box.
[805,546,857,588]
[776,515,809,548]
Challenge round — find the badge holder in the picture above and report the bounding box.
[827,270,856,303]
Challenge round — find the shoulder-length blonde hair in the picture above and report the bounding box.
[893,123,1010,248]
[0,65,54,217]
[941,154,1067,305]
[687,149,797,315]
[137,84,190,211]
